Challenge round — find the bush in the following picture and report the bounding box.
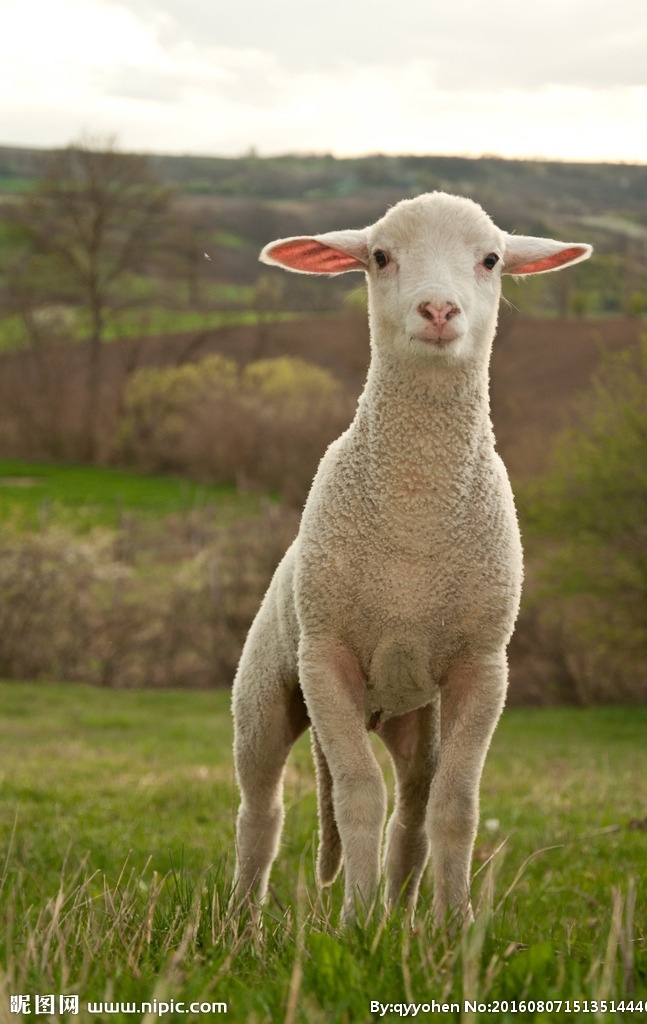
[239,356,350,500]
[118,354,354,502]
[517,335,647,702]
[117,354,240,474]
[0,504,299,688]
[0,526,104,681]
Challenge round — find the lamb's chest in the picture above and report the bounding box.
[362,619,459,727]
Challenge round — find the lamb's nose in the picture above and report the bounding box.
[418,301,460,325]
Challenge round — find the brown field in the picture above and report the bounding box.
[1,311,643,474]
[207,311,644,478]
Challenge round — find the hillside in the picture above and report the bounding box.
[1,144,646,321]
[0,141,645,483]
[2,309,639,480]
[0,141,644,470]
[170,311,647,479]
[2,144,646,211]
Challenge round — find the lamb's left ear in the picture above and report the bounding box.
[260,229,369,275]
[503,235,593,276]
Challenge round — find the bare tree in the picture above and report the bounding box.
[8,138,173,460]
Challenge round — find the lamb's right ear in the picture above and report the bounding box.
[259,229,369,275]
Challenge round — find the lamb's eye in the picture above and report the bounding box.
[483,252,500,270]
[374,249,389,268]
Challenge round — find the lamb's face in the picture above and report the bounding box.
[364,194,505,366]
[258,192,592,370]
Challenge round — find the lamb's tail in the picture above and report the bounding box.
[311,728,342,886]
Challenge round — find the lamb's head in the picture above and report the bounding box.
[260,191,592,369]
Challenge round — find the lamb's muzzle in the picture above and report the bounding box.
[416,301,462,343]
[231,190,592,928]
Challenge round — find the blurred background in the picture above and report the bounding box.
[0,0,645,704]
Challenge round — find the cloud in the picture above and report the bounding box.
[105,65,187,104]
[107,0,647,89]
[1,0,646,161]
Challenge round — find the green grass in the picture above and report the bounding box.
[0,459,262,530]
[0,308,300,352]
[1,684,644,1022]
[99,309,298,343]
[0,177,36,194]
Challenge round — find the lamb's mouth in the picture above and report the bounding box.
[412,331,461,348]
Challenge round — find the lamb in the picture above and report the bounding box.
[231,191,592,926]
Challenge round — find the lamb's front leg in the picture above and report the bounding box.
[301,641,387,923]
[429,650,507,927]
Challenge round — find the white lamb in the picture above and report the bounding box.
[231,191,591,926]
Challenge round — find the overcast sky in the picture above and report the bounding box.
[2,0,646,162]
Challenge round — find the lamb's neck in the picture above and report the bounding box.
[354,348,494,489]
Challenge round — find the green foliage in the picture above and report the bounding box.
[1,685,645,1018]
[627,291,647,318]
[519,335,647,688]
[0,458,243,529]
[243,355,340,410]
[120,355,239,465]
[119,354,352,501]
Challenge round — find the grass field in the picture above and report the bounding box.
[1,682,645,1022]
[0,459,263,531]
[0,308,301,354]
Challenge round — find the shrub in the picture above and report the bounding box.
[239,356,351,500]
[517,335,647,702]
[0,526,104,681]
[118,354,239,473]
[0,504,299,688]
[118,354,354,502]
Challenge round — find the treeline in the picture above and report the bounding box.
[1,142,646,323]
[512,337,647,706]
[2,144,646,212]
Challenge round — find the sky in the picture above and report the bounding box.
[1,0,646,163]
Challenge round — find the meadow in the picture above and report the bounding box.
[1,682,645,1022]
[0,459,253,530]
[0,309,301,355]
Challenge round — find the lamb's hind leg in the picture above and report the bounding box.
[311,728,342,887]
[429,650,507,927]
[232,672,308,908]
[380,695,440,912]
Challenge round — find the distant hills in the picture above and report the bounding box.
[1,143,646,217]
[1,144,645,317]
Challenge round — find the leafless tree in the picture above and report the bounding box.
[7,138,173,460]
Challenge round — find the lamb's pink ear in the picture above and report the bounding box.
[260,229,369,275]
[503,234,593,276]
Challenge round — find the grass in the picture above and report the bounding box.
[99,309,299,343]
[0,459,264,530]
[1,683,645,1022]
[0,307,301,353]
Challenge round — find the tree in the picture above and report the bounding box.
[8,139,173,460]
[520,336,647,686]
